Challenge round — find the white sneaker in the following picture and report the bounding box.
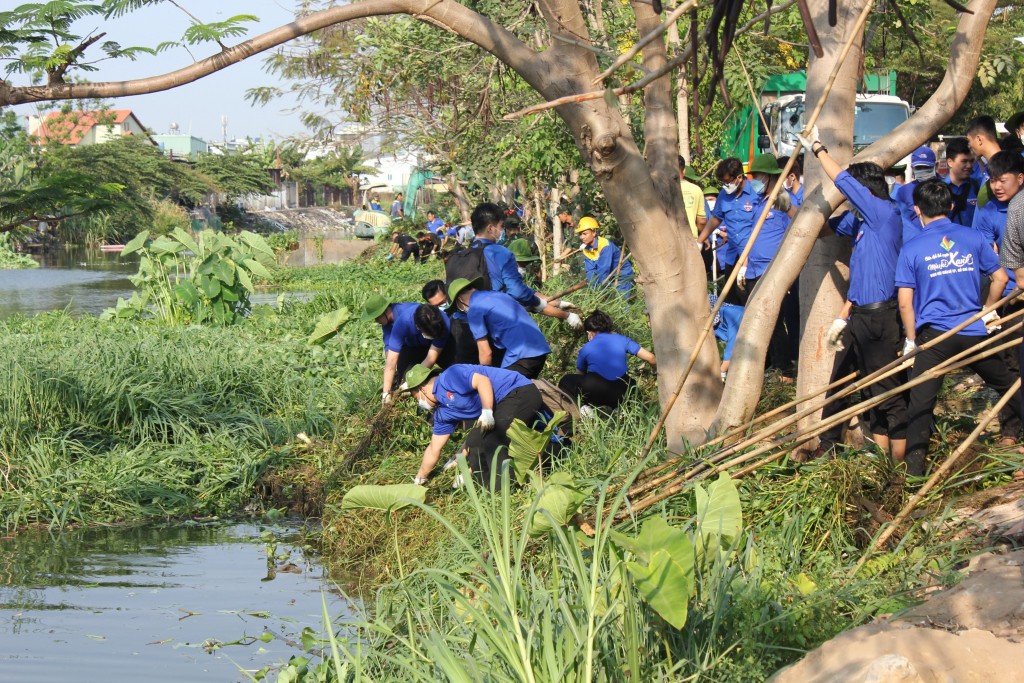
[412,475,428,486]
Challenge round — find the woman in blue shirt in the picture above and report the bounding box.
[558,311,656,412]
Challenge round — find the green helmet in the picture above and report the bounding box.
[509,239,539,262]
[748,153,782,176]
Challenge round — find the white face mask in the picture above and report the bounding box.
[707,198,717,212]
[517,266,526,276]
[783,178,794,191]
[722,182,739,195]
[420,333,435,341]
[417,398,434,412]
[885,175,896,191]
[913,167,936,182]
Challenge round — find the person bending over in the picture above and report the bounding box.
[558,310,656,412]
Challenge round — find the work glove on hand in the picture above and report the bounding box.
[412,475,428,486]
[825,318,847,351]
[565,312,583,330]
[385,253,394,261]
[736,265,748,290]
[557,299,575,310]
[382,390,393,406]
[797,125,820,154]
[982,310,1002,332]
[901,338,917,367]
[528,296,548,313]
[475,408,495,432]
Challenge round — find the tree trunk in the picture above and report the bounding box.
[713,0,998,434]
[549,186,563,277]
[449,173,473,222]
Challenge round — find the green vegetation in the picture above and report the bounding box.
[0,231,37,269]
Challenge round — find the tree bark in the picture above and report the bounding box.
[713,0,998,434]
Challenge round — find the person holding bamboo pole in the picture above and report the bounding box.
[799,127,908,462]
[998,175,1024,419]
[897,180,1023,477]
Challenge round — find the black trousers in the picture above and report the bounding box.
[744,274,800,372]
[450,318,480,365]
[820,306,908,447]
[489,347,547,379]
[392,340,456,391]
[465,384,544,489]
[558,372,633,409]
[399,244,420,262]
[905,326,1022,476]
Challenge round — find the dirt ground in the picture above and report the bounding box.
[770,548,1024,683]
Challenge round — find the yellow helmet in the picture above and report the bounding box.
[576,216,599,233]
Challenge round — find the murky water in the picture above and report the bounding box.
[0,522,352,682]
[0,247,312,319]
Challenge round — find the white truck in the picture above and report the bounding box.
[758,93,912,159]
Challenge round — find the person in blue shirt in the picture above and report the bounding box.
[369,196,383,211]
[390,193,405,220]
[972,151,1024,299]
[361,295,454,402]
[896,179,1021,476]
[575,216,635,296]
[425,210,446,234]
[558,310,656,412]
[943,137,979,228]
[799,127,908,462]
[777,154,804,208]
[893,146,938,243]
[468,202,582,329]
[697,157,762,304]
[448,277,552,379]
[735,152,798,371]
[401,363,543,489]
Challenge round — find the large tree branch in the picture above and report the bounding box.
[0,0,543,107]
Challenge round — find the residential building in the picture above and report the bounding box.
[27,109,155,147]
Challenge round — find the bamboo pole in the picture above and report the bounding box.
[734,50,777,155]
[852,377,1023,574]
[624,303,1024,501]
[614,335,1023,521]
[635,0,879,464]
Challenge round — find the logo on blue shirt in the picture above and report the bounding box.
[940,236,955,251]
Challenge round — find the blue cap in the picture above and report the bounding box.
[911,146,936,167]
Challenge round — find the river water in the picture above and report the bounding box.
[0,247,312,319]
[0,521,352,682]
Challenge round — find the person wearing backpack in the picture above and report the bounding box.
[446,202,582,329]
[447,277,551,379]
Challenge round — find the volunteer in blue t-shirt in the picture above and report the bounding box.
[971,151,1024,300]
[448,277,552,379]
[558,310,656,412]
[697,157,761,304]
[425,210,446,234]
[466,203,582,329]
[361,295,454,402]
[799,127,908,462]
[943,137,979,228]
[895,179,1022,476]
[575,216,634,296]
[893,146,938,243]
[401,363,543,488]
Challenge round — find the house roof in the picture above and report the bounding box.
[32,109,154,145]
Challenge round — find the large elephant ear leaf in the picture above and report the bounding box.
[308,308,351,345]
[626,549,691,629]
[341,484,426,512]
[121,230,150,256]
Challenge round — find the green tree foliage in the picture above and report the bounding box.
[193,152,276,203]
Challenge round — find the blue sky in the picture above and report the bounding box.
[11,1,318,143]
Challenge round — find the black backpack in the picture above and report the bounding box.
[444,242,494,290]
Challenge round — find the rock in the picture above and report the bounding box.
[860,655,923,683]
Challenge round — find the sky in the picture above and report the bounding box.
[11,0,319,143]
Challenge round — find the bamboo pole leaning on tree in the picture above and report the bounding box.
[612,333,1024,522]
[852,377,1023,575]
[635,0,879,465]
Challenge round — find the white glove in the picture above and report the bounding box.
[983,310,1002,332]
[528,300,547,313]
[382,390,392,406]
[565,312,583,330]
[736,265,748,290]
[825,318,847,351]
[901,338,917,366]
[475,408,495,431]
[412,475,428,486]
[797,125,820,153]
[557,299,575,310]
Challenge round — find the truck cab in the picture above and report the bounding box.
[758,93,912,158]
